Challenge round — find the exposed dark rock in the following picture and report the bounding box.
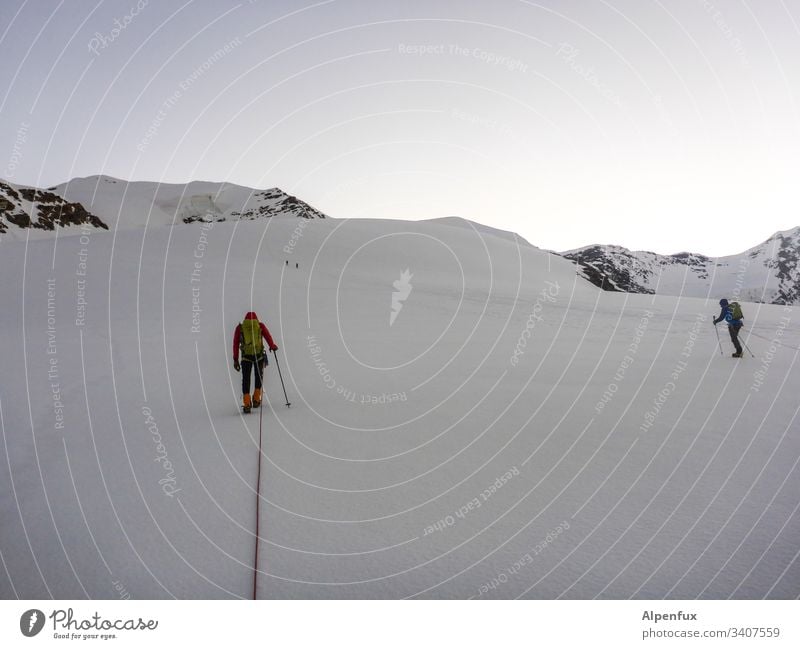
[1,182,108,232]
[561,228,800,305]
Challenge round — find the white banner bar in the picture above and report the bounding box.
[1,600,797,648]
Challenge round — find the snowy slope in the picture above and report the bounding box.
[563,228,800,305]
[0,214,798,599]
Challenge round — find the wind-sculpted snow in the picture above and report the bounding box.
[0,216,798,599]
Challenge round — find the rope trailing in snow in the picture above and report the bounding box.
[252,364,265,600]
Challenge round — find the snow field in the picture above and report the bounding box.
[0,215,798,599]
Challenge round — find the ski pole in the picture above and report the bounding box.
[272,349,291,407]
[712,318,723,355]
[741,332,755,358]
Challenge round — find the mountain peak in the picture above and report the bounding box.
[561,226,800,304]
[766,226,800,241]
[1,176,328,234]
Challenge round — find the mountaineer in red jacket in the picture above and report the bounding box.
[233,312,278,412]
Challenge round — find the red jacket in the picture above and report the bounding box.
[233,312,277,361]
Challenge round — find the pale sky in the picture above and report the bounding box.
[1,0,798,255]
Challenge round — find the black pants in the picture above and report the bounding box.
[729,324,743,354]
[241,355,266,394]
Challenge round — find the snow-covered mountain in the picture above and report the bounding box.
[5,175,799,308]
[0,175,327,236]
[54,175,329,228]
[562,228,800,305]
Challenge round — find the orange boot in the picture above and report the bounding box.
[242,393,251,413]
[253,388,262,408]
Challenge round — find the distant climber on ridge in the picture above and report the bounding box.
[233,311,278,413]
[713,298,744,358]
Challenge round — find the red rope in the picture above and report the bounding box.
[252,366,264,600]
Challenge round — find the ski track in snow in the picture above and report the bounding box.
[0,215,798,599]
